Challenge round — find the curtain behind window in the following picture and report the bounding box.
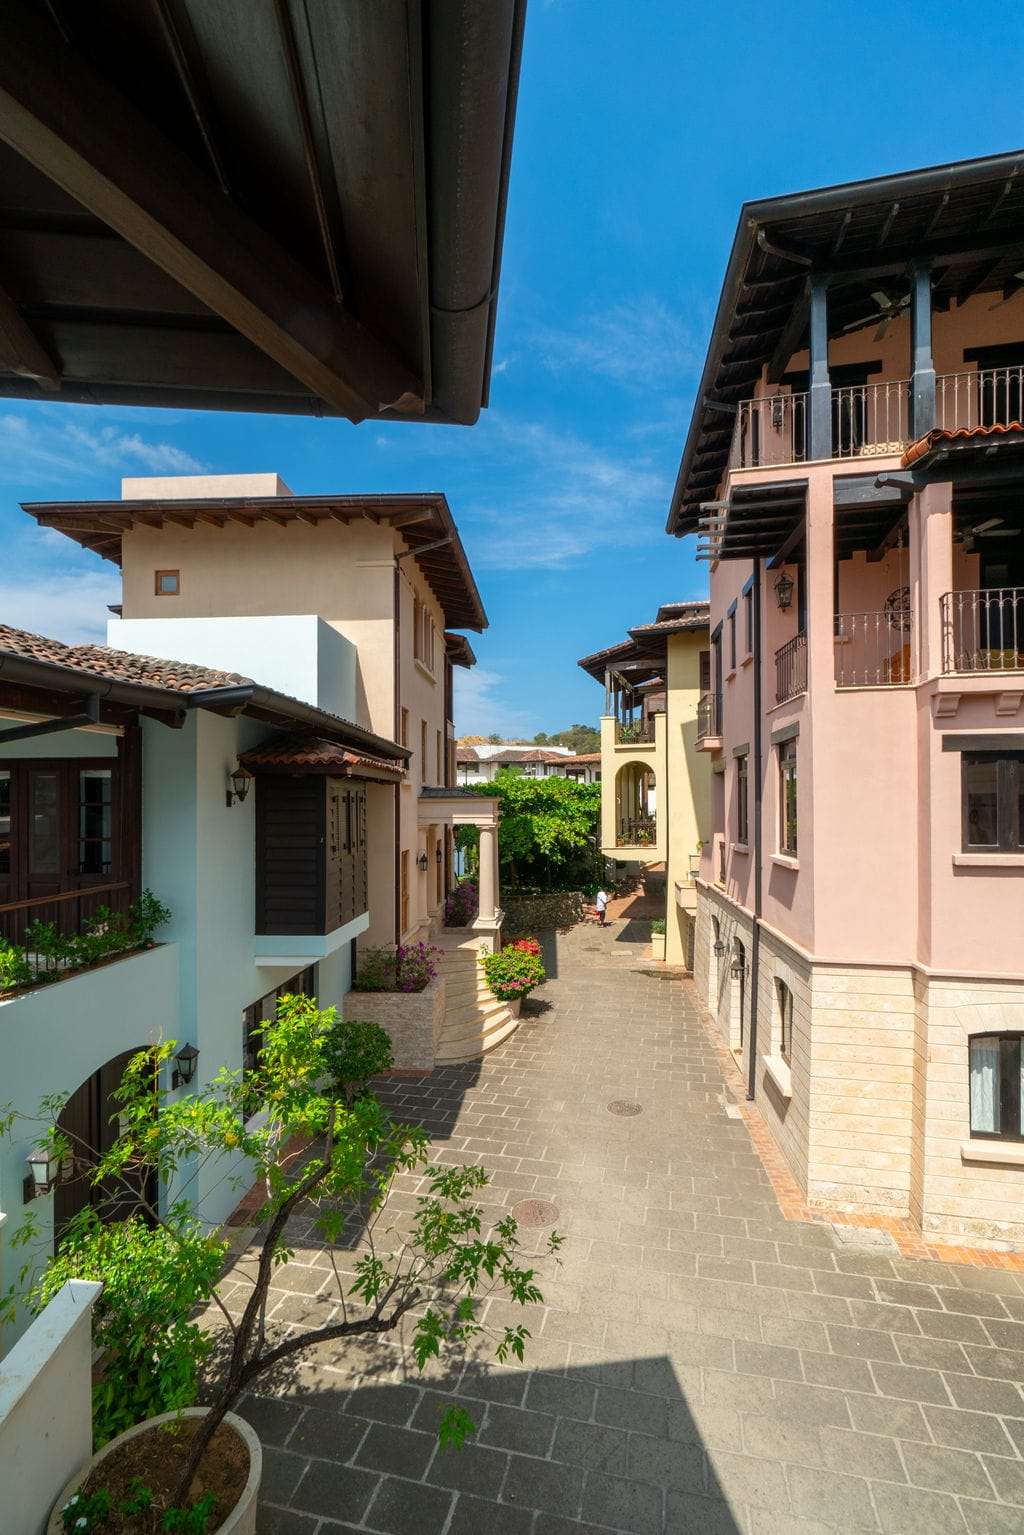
[970,1038,999,1133]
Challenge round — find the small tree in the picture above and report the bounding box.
[457,768,602,889]
[3,997,560,1520]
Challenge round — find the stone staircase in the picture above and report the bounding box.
[433,932,521,1064]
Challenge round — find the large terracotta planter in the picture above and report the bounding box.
[48,1408,261,1535]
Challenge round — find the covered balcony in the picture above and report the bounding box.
[938,486,1024,677]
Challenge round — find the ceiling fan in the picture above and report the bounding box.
[840,289,911,340]
[954,516,1017,552]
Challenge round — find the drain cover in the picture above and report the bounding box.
[607,1100,643,1116]
[512,1198,559,1227]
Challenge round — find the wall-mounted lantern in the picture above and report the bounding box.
[773,572,795,611]
[712,939,726,958]
[435,843,443,865]
[730,955,746,979]
[24,1144,62,1201]
[226,764,252,809]
[417,851,429,873]
[172,1042,200,1090]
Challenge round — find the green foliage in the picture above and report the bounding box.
[651,918,666,935]
[162,1491,217,1533]
[3,988,560,1508]
[3,891,170,993]
[458,769,601,890]
[480,945,546,1003]
[543,723,600,754]
[61,1488,111,1532]
[351,943,440,994]
[320,1016,394,1097]
[35,1208,223,1449]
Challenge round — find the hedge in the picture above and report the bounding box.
[502,888,584,937]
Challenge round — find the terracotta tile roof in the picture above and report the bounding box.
[456,746,480,762]
[565,752,601,763]
[0,623,247,693]
[902,421,1024,467]
[239,735,404,778]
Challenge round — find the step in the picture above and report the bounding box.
[443,977,494,1001]
[434,1015,521,1064]
[443,1000,509,1033]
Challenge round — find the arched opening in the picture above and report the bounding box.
[709,915,721,1013]
[615,763,657,848]
[729,938,746,1054]
[54,1048,156,1252]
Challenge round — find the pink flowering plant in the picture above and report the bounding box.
[444,879,478,928]
[480,940,546,1004]
[353,943,442,995]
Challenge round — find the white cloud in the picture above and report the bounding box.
[0,568,121,644]
[0,411,208,487]
[453,667,533,739]
[532,296,699,390]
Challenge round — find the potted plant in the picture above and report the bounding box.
[480,939,546,1017]
[650,916,666,961]
[344,942,445,1070]
[4,997,560,1533]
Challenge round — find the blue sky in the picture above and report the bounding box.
[3,1,1023,736]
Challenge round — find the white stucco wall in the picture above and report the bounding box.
[0,1279,101,1535]
[108,615,357,721]
[0,943,179,1343]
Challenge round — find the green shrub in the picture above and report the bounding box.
[0,939,32,991]
[480,944,546,1003]
[651,918,666,935]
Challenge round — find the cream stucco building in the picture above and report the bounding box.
[578,602,711,966]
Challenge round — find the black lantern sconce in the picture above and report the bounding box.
[172,1042,200,1090]
[24,1143,64,1202]
[773,571,795,611]
[730,954,746,979]
[435,843,443,865]
[416,850,429,873]
[226,764,252,809]
[712,939,726,958]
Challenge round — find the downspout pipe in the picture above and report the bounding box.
[747,557,764,1102]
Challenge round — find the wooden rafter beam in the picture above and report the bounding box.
[0,277,59,388]
[0,1,423,421]
[766,279,810,384]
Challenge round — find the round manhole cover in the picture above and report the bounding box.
[607,1100,643,1116]
[511,1198,560,1227]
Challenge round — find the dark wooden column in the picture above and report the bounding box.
[909,260,936,438]
[808,275,831,460]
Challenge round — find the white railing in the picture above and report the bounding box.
[831,379,909,458]
[936,367,1024,433]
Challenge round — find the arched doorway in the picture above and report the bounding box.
[709,916,721,1015]
[54,1048,156,1251]
[615,763,657,848]
[729,938,746,1054]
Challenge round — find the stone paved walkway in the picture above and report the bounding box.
[226,920,1024,1534]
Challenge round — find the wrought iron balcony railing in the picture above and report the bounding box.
[616,816,656,849]
[731,392,807,470]
[941,588,1024,674]
[834,608,914,687]
[936,367,1024,433]
[697,690,720,741]
[615,717,656,745]
[831,379,909,458]
[775,632,807,704]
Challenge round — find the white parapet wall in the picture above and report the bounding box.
[0,1279,101,1535]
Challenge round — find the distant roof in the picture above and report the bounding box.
[0,623,407,762]
[668,149,1024,534]
[24,492,487,633]
[630,600,709,638]
[577,600,708,684]
[0,2,526,425]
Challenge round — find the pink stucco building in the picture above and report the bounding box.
[669,150,1024,1249]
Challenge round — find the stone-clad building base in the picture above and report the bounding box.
[695,882,1024,1251]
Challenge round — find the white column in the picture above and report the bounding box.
[477,825,497,922]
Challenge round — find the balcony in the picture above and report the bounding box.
[697,690,721,746]
[834,608,914,687]
[730,380,910,469]
[941,588,1024,674]
[0,880,134,949]
[616,815,656,849]
[615,717,656,746]
[936,366,1024,433]
[775,633,807,704]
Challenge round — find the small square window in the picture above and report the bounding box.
[155,569,180,596]
[776,978,793,1064]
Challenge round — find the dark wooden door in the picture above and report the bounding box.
[53,1048,156,1249]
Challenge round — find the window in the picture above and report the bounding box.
[779,738,798,855]
[30,771,59,874]
[400,850,410,934]
[420,720,428,785]
[436,730,443,785]
[699,650,711,693]
[728,607,737,671]
[413,595,435,671]
[736,753,749,845]
[243,966,316,1083]
[0,770,10,876]
[962,751,1023,852]
[78,769,112,875]
[400,707,409,748]
[969,1034,1024,1140]
[413,596,422,661]
[776,979,793,1063]
[743,589,753,656]
[154,569,180,596]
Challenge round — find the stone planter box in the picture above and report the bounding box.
[49,1408,261,1535]
[650,933,666,961]
[344,973,445,1071]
